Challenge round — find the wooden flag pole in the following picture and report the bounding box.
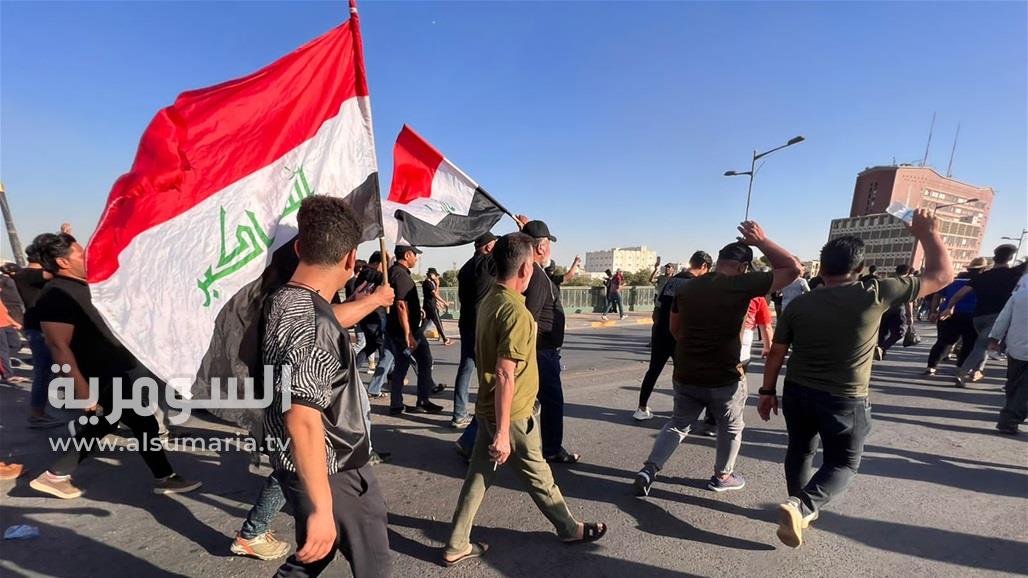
[379,236,390,313]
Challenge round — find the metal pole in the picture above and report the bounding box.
[0,182,27,267]
[744,150,756,221]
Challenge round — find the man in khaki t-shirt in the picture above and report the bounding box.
[634,221,802,497]
[444,234,607,566]
[759,209,953,549]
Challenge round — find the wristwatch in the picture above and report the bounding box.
[758,388,777,396]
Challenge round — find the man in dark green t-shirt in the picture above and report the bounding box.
[759,208,953,549]
[444,233,606,566]
[633,220,801,497]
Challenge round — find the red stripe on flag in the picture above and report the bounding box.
[87,18,369,284]
[387,125,445,205]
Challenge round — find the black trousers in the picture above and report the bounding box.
[926,313,977,368]
[782,382,871,518]
[639,335,674,408]
[878,309,907,352]
[274,466,391,578]
[419,307,447,341]
[1000,356,1028,429]
[51,382,173,478]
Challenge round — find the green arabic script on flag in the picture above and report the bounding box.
[196,167,315,307]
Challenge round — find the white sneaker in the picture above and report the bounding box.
[633,407,653,421]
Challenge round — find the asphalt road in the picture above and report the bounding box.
[1,319,1026,578]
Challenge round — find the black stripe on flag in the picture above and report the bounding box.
[395,187,505,247]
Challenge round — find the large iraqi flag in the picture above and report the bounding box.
[86,2,380,406]
[384,125,508,246]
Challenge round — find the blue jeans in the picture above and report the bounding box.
[458,418,478,451]
[783,382,871,517]
[388,331,436,410]
[603,294,623,317]
[366,346,393,396]
[240,474,287,539]
[453,325,477,421]
[26,329,53,411]
[537,348,565,457]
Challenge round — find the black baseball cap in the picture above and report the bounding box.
[522,220,556,242]
[474,232,497,248]
[394,245,422,259]
[717,242,754,267]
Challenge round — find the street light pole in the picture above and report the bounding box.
[0,182,26,267]
[725,136,804,221]
[744,150,756,222]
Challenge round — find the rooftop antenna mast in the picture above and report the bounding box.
[921,112,936,167]
[946,123,961,177]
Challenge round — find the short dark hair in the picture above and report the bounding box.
[895,264,911,276]
[33,232,77,274]
[867,265,878,275]
[689,251,713,269]
[819,236,865,277]
[427,267,439,276]
[493,233,535,281]
[25,243,41,265]
[296,196,361,266]
[995,244,1018,265]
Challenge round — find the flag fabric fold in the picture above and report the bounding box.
[86,5,380,417]
[386,125,507,246]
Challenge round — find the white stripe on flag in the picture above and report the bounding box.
[90,96,376,391]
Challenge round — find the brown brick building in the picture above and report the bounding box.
[828,165,994,271]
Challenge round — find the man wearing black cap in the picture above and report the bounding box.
[387,245,444,415]
[520,217,582,463]
[634,221,800,496]
[452,232,497,429]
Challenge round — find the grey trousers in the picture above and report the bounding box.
[645,380,747,476]
[960,313,999,375]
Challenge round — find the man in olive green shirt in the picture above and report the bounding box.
[759,209,953,549]
[443,234,607,566]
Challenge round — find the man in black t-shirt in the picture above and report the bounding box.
[27,233,200,500]
[387,245,444,415]
[453,233,496,429]
[353,251,391,397]
[943,244,1028,385]
[12,245,62,427]
[634,251,711,421]
[420,268,452,345]
[521,218,580,463]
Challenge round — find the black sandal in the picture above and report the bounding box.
[564,522,607,545]
[443,542,488,566]
[545,448,581,464]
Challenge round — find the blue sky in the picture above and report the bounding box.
[2,1,1025,272]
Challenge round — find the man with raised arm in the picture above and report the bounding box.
[759,209,953,548]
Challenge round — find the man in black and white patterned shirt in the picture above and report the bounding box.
[264,196,394,578]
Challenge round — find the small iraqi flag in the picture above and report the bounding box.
[384,125,509,246]
[86,1,380,412]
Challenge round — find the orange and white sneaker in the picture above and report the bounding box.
[230,531,291,560]
[0,462,24,481]
[30,471,83,499]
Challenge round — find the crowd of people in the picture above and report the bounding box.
[1,199,1025,577]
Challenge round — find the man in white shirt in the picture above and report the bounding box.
[989,273,1028,435]
[780,271,811,313]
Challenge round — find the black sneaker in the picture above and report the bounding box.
[634,467,655,497]
[388,406,405,416]
[417,401,445,414]
[996,423,1019,435]
[431,383,447,394]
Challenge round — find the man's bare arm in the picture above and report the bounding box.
[490,357,517,465]
[909,209,955,298]
[285,405,336,563]
[41,321,92,408]
[332,284,393,328]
